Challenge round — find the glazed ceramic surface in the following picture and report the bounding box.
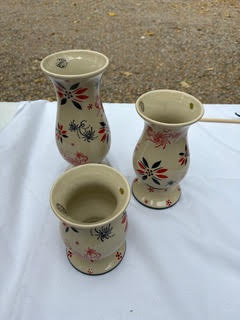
[50,164,130,275]
[132,90,204,209]
[41,50,110,166]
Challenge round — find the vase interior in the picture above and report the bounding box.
[41,50,108,78]
[136,90,204,126]
[50,164,130,226]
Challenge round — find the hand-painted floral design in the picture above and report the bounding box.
[67,249,72,258]
[87,268,93,274]
[91,224,114,242]
[87,103,93,110]
[146,126,181,149]
[137,157,168,186]
[56,203,67,214]
[56,123,68,143]
[62,151,88,166]
[166,200,172,207]
[148,186,154,192]
[69,120,97,142]
[95,95,104,116]
[121,211,128,232]
[98,122,110,143]
[84,247,102,262]
[54,81,88,110]
[62,222,79,233]
[178,144,189,166]
[116,251,123,260]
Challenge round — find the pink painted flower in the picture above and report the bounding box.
[148,186,154,192]
[121,211,128,232]
[146,126,181,149]
[84,247,101,262]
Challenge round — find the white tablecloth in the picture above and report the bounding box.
[0,101,240,320]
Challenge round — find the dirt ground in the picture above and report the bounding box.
[0,0,239,103]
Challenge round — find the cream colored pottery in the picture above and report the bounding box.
[50,164,130,275]
[132,90,204,209]
[41,50,110,165]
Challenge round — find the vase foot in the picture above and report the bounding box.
[66,241,126,275]
[132,178,181,209]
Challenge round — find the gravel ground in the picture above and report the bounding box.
[0,0,239,103]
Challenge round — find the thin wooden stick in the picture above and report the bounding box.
[200,118,240,124]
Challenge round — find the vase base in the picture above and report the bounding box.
[132,178,181,209]
[66,241,126,275]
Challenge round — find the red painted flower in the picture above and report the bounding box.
[146,126,181,149]
[87,103,93,110]
[67,250,72,258]
[87,268,93,274]
[137,157,168,186]
[121,211,128,232]
[116,251,123,260]
[98,122,110,143]
[84,247,101,262]
[178,144,189,166]
[54,81,88,110]
[62,151,88,166]
[166,200,172,207]
[56,123,68,143]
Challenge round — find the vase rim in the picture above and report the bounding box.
[40,49,109,79]
[50,164,130,229]
[136,89,204,127]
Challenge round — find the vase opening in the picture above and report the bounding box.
[41,50,109,79]
[136,90,204,127]
[50,164,130,228]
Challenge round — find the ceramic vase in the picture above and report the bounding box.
[41,50,110,166]
[132,90,204,209]
[50,164,130,275]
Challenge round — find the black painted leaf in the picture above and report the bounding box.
[179,152,184,156]
[60,137,63,143]
[56,81,65,89]
[65,227,69,232]
[142,157,149,168]
[152,177,160,185]
[142,175,148,180]
[72,100,82,110]
[62,135,68,138]
[71,227,79,233]
[151,160,161,169]
[100,121,106,127]
[70,82,80,90]
[61,98,67,105]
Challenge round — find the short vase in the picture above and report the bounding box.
[41,50,111,166]
[50,164,130,275]
[132,90,204,209]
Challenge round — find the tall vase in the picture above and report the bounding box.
[41,50,110,166]
[132,90,204,209]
